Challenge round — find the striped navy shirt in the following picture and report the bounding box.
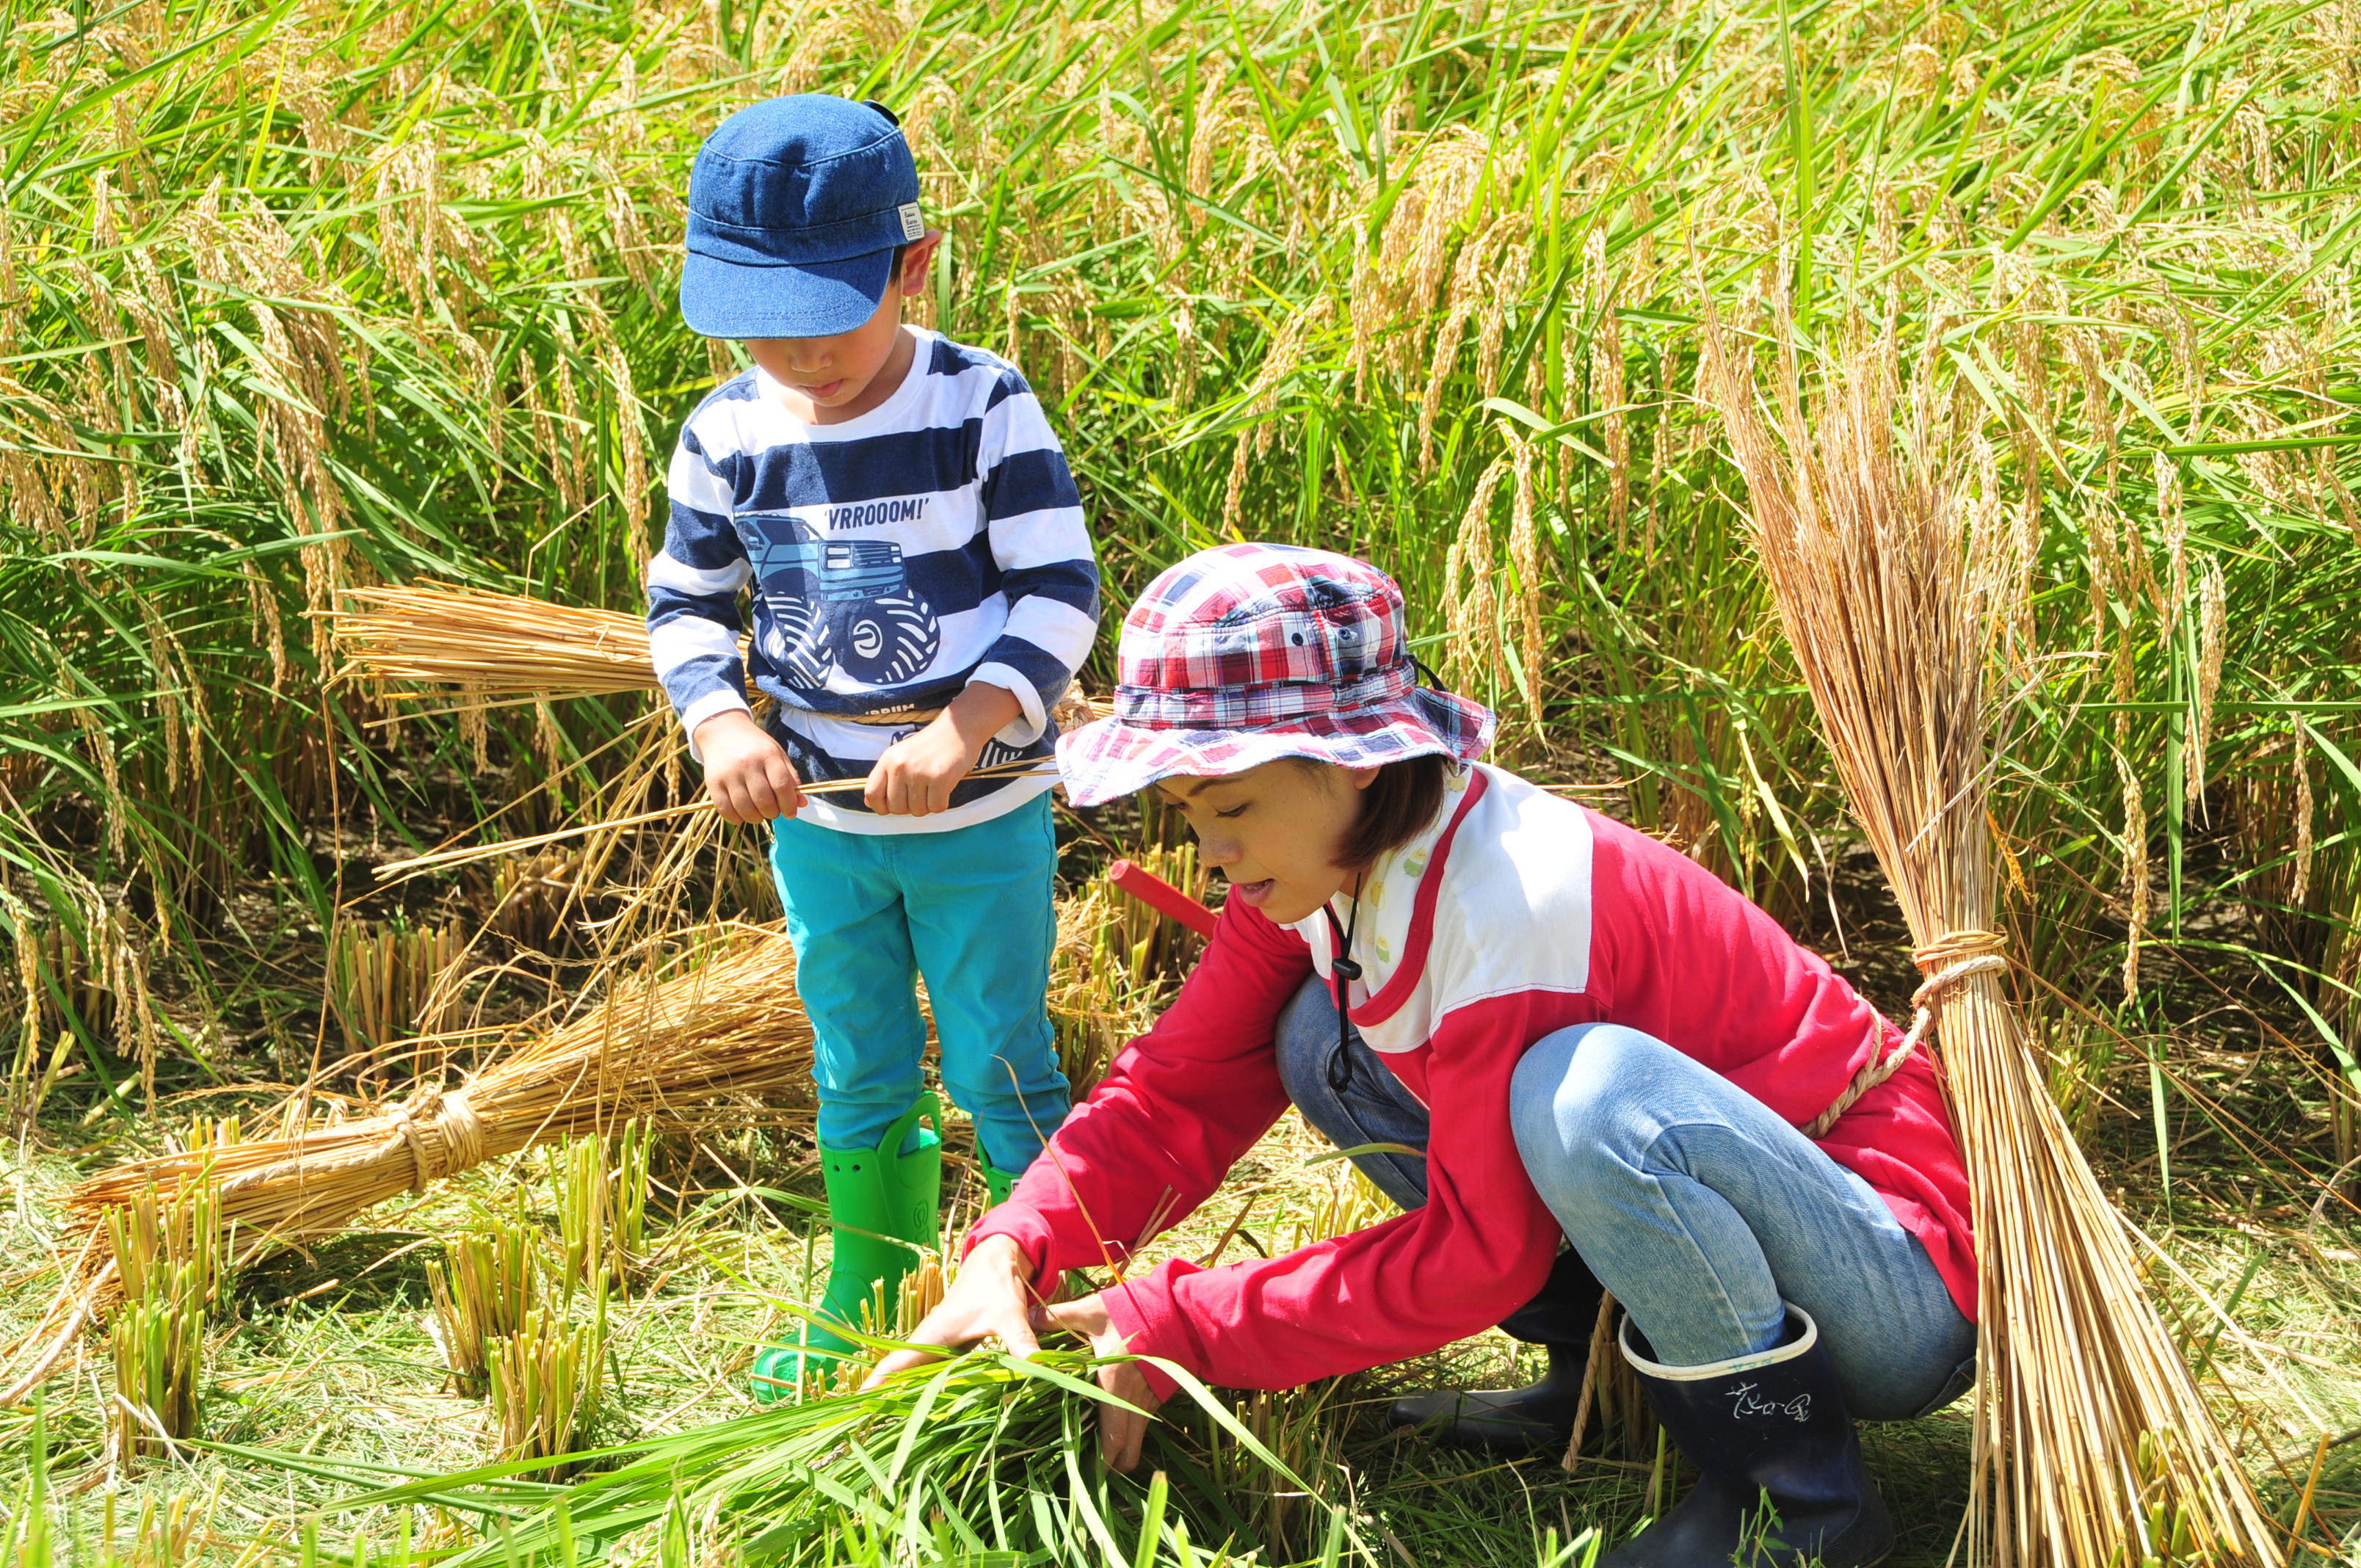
[647,329,1100,833]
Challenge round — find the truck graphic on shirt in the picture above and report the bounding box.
[744,516,941,687]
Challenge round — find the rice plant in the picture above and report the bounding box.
[0,0,2353,1169]
[2,0,2351,1107]
[1,0,2360,1560]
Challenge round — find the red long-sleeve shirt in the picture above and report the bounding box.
[970,766,1976,1396]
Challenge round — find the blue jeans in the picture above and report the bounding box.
[1274,979,1976,1421]
[769,794,1069,1169]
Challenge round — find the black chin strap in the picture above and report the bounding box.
[1321,874,1366,1096]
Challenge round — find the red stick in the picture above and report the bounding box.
[1106,859,1219,937]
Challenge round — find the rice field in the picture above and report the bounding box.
[2,0,2360,1560]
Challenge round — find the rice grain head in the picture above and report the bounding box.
[1444,458,1509,696]
[1596,300,1630,541]
[2295,726,2315,905]
[1418,216,1506,470]
[68,697,126,860]
[2187,558,2226,823]
[2155,451,2187,625]
[1222,297,1332,534]
[1476,228,1531,401]
[599,344,650,558]
[2117,741,2147,999]
[1508,434,1544,733]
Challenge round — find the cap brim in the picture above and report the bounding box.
[680,246,895,338]
[1054,690,1495,808]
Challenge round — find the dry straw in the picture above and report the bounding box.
[327,583,674,707]
[327,578,1109,744]
[1700,312,2280,1567]
[59,924,814,1317]
[324,582,1090,912]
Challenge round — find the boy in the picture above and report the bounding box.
[647,95,1100,1395]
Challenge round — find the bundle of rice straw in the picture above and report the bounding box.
[1700,315,2280,1566]
[328,583,676,704]
[328,581,1112,730]
[327,581,1088,937]
[47,925,810,1327]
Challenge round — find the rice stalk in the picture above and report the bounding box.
[327,918,466,1060]
[253,1349,1371,1568]
[1700,313,2280,1566]
[327,586,674,708]
[2186,559,2227,823]
[486,1288,609,1473]
[1048,879,1158,1103]
[1100,839,1212,982]
[426,1201,543,1398]
[104,1177,228,1466]
[550,1122,650,1298]
[1287,1164,1391,1252]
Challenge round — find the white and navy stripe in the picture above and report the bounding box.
[648,330,1100,832]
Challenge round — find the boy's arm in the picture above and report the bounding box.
[966,372,1100,742]
[648,425,756,761]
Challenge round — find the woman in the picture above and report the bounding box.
[873,544,1976,1568]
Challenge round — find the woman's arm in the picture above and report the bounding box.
[1096,990,1585,1398]
[867,896,1311,1423]
[965,897,1315,1280]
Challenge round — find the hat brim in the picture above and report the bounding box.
[1054,689,1495,808]
[681,246,895,339]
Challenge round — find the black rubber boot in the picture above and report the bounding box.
[1603,1305,1893,1568]
[1386,1247,1605,1454]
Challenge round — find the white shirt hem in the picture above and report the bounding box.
[789,772,1053,835]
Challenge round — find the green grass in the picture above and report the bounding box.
[4,0,2361,1558]
[0,1098,2352,1563]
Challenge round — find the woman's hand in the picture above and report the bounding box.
[1032,1293,1161,1473]
[866,1235,1042,1383]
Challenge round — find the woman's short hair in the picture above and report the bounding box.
[1319,752,1451,873]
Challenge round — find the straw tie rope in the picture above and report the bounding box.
[1805,932,2009,1140]
[385,1084,489,1192]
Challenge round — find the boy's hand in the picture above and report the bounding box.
[694,709,805,824]
[866,682,1023,816]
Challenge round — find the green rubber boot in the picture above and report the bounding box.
[981,1157,1029,1208]
[750,1095,941,1402]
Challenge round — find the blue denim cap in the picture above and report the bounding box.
[681,95,924,340]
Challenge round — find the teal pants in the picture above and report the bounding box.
[769,793,1070,1169]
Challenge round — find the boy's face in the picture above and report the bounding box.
[744,230,942,421]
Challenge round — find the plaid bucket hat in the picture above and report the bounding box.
[1056,542,1495,807]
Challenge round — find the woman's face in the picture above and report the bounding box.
[1158,760,1378,925]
